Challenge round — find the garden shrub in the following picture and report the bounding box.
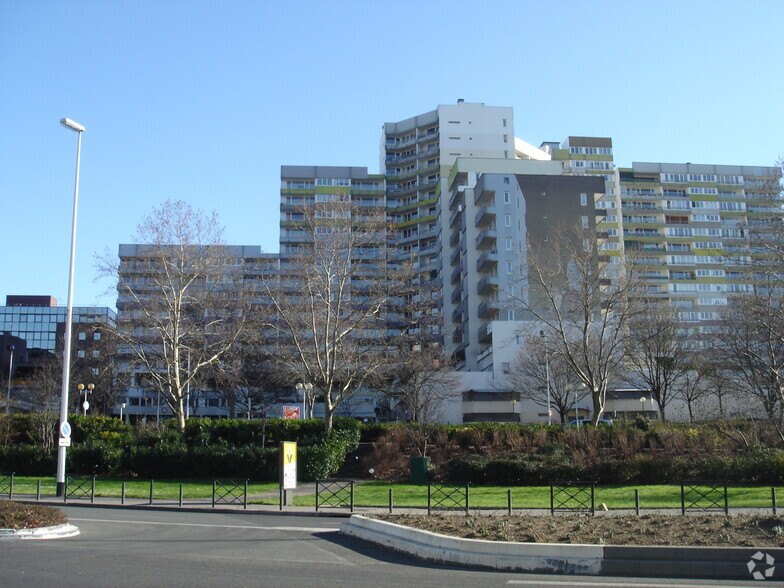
[0,444,55,475]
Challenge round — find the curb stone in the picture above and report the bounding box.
[0,523,80,540]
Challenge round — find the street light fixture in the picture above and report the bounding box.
[56,116,85,497]
[296,382,312,419]
[77,383,94,415]
[639,396,647,416]
[120,402,126,422]
[5,344,14,415]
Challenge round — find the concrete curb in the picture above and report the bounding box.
[0,523,80,540]
[340,515,784,580]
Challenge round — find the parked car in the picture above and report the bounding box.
[565,418,613,427]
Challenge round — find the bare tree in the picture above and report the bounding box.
[98,200,249,431]
[516,225,645,424]
[625,301,691,422]
[385,344,459,457]
[715,289,784,440]
[262,199,417,433]
[506,332,589,424]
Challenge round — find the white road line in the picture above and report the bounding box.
[69,517,337,533]
[508,582,741,587]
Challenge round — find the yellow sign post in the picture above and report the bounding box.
[279,441,297,508]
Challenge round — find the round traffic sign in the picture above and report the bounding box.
[60,421,72,438]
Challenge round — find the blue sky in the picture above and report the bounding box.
[1,0,782,310]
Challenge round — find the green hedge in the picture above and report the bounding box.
[442,449,784,485]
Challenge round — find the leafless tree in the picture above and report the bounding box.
[515,225,645,424]
[262,199,419,433]
[625,301,691,422]
[98,200,249,431]
[715,289,784,440]
[506,332,589,424]
[385,344,459,457]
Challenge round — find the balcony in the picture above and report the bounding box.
[451,284,463,303]
[450,265,461,285]
[475,205,496,227]
[450,247,461,267]
[477,300,500,318]
[475,228,497,250]
[452,303,465,323]
[478,321,493,343]
[449,207,463,229]
[477,275,499,295]
[476,251,498,272]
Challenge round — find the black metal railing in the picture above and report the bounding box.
[212,479,248,509]
[681,482,728,514]
[550,481,595,514]
[428,483,470,515]
[64,475,95,503]
[316,480,354,512]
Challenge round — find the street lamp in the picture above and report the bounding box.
[296,382,312,419]
[120,402,126,422]
[510,397,518,422]
[639,396,647,416]
[5,344,14,415]
[540,331,551,426]
[77,383,94,415]
[56,117,85,497]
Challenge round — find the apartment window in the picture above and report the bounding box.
[581,216,589,229]
[580,193,588,206]
[504,214,511,227]
[506,262,513,274]
[507,310,515,321]
[78,332,86,341]
[503,177,510,184]
[505,237,512,250]
[502,118,507,127]
[504,192,511,204]
[502,362,510,374]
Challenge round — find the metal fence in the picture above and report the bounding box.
[550,481,595,514]
[64,475,95,503]
[316,480,354,512]
[681,482,728,514]
[427,483,470,515]
[212,479,248,509]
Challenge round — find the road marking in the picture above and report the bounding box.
[508,582,737,587]
[69,517,338,533]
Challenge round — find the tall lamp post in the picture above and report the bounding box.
[56,117,85,497]
[639,396,647,416]
[5,344,14,415]
[296,382,312,419]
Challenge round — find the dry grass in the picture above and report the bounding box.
[0,501,68,530]
[376,513,784,547]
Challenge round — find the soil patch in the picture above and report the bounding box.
[375,513,784,547]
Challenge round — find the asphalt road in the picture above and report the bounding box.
[1,506,780,588]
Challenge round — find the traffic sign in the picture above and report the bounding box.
[59,421,72,439]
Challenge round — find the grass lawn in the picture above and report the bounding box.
[8,476,279,500]
[293,481,784,509]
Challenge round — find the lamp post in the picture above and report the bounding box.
[5,344,14,415]
[77,383,94,415]
[120,402,126,422]
[296,382,312,419]
[510,397,518,422]
[539,331,551,425]
[639,396,647,416]
[56,117,85,497]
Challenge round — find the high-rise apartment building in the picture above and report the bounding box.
[115,101,782,424]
